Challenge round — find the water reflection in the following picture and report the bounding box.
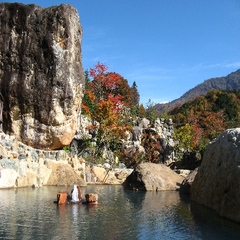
[0,186,240,239]
[124,190,202,239]
[191,202,240,240]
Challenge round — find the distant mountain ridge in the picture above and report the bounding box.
[155,69,240,113]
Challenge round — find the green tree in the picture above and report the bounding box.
[139,104,146,118]
[113,79,140,118]
[212,91,238,121]
[146,99,159,121]
[173,123,194,151]
[131,81,140,117]
[113,77,134,109]
[82,70,95,115]
[161,107,169,119]
[131,81,140,108]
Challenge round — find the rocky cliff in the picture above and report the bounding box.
[0,3,84,150]
[73,116,177,166]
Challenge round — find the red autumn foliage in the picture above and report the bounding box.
[81,63,132,155]
[82,62,124,114]
[141,132,162,163]
[198,110,226,140]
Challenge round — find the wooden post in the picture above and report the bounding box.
[77,186,82,200]
[57,191,69,205]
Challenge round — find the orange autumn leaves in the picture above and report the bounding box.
[172,90,229,152]
[82,62,132,149]
[82,62,124,113]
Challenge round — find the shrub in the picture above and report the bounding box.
[119,148,145,168]
[141,131,162,163]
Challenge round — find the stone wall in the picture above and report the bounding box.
[0,131,132,188]
[0,132,76,188]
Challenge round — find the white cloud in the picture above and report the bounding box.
[225,62,240,68]
[159,101,170,104]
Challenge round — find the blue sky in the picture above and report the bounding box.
[3,0,240,105]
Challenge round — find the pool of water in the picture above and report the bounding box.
[0,185,240,239]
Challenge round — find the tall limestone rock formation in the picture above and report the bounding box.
[0,3,84,150]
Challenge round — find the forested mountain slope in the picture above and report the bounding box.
[155,69,240,113]
[169,89,240,153]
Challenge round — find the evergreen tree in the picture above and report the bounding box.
[212,91,238,121]
[131,81,140,108]
[146,99,158,121]
[130,81,140,117]
[113,77,134,109]
[139,104,146,118]
[82,70,95,115]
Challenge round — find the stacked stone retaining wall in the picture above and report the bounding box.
[0,132,70,188]
[0,132,132,188]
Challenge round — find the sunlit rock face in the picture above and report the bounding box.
[191,128,240,223]
[123,162,184,191]
[0,3,84,150]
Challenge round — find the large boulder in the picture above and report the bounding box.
[123,162,184,191]
[0,3,84,150]
[191,128,240,223]
[47,163,86,186]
